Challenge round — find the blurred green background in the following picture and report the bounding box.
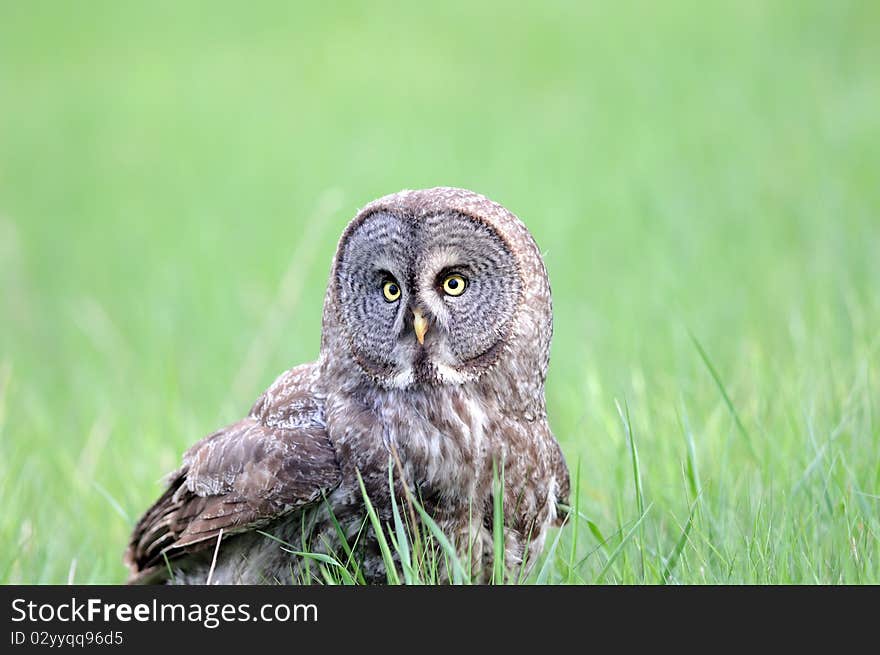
[1,1,878,583]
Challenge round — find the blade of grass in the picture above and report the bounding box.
[515,522,538,584]
[616,399,645,580]
[258,529,355,584]
[318,565,337,585]
[689,332,757,459]
[535,511,570,584]
[571,515,629,576]
[411,498,469,584]
[677,405,702,501]
[93,481,130,523]
[558,501,619,576]
[661,497,699,584]
[594,503,653,584]
[388,460,415,584]
[558,502,610,554]
[492,459,505,585]
[388,442,423,570]
[293,551,356,585]
[162,552,174,583]
[566,458,581,583]
[355,469,400,584]
[321,495,366,584]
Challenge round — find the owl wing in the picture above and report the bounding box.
[125,363,341,583]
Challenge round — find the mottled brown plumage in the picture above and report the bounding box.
[125,187,569,584]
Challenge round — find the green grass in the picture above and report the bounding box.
[1,0,878,584]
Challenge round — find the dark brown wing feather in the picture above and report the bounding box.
[125,363,341,583]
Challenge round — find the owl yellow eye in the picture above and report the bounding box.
[441,273,467,297]
[382,280,401,302]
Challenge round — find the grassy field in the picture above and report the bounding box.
[1,1,878,584]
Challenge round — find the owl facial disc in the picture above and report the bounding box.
[331,191,532,389]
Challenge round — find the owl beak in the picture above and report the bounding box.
[412,308,429,345]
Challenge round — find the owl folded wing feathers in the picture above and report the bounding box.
[125,366,342,583]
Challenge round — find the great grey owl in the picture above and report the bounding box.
[126,187,570,584]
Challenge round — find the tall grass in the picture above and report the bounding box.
[1,0,878,583]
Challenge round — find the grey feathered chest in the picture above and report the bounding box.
[177,371,562,584]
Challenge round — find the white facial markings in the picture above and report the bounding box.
[435,363,466,385]
[417,246,463,327]
[422,246,463,276]
[388,368,415,390]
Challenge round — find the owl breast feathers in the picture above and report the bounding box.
[126,187,570,584]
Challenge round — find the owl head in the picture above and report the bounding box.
[321,188,552,393]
